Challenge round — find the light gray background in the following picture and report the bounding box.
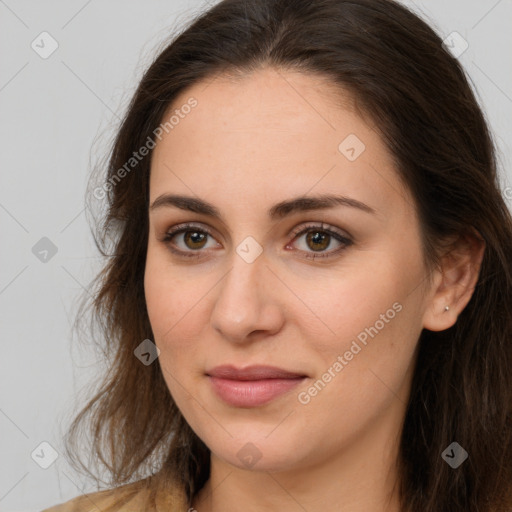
[1,1,511,510]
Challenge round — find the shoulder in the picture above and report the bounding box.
[41,471,190,512]
[40,480,150,512]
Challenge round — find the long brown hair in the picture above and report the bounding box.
[65,0,512,510]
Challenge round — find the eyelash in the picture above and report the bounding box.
[161,222,353,261]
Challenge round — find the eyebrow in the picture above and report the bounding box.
[149,193,376,221]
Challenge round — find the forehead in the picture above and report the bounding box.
[149,67,411,219]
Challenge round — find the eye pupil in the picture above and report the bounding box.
[306,231,329,251]
[185,231,207,249]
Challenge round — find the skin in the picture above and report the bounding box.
[144,67,484,512]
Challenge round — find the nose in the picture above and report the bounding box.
[210,249,285,344]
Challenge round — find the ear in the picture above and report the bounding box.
[422,230,486,332]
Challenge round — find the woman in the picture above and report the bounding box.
[43,0,512,511]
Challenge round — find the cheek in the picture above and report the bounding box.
[294,244,424,383]
[145,245,196,334]
[291,259,400,350]
[276,248,402,359]
[144,247,220,391]
[144,251,197,358]
[293,299,419,447]
[144,259,202,408]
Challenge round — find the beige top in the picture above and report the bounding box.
[41,472,190,512]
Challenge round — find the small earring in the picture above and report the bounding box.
[444,305,450,312]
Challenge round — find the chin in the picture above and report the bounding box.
[210,434,310,473]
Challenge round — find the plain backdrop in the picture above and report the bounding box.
[1,0,511,510]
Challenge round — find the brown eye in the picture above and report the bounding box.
[182,230,208,250]
[305,231,331,251]
[162,223,219,259]
[162,222,352,261]
[289,223,353,260]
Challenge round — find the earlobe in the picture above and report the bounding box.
[422,232,485,332]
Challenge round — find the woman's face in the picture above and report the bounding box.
[145,67,435,473]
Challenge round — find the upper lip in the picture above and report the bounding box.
[206,365,307,380]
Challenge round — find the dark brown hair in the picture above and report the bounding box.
[65,0,512,510]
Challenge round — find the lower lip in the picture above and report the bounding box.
[208,376,306,407]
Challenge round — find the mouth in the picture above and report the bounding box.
[206,365,308,407]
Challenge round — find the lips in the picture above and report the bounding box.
[206,365,308,407]
[206,364,307,380]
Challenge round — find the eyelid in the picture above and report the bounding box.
[288,221,353,242]
[161,221,216,238]
[160,221,353,260]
